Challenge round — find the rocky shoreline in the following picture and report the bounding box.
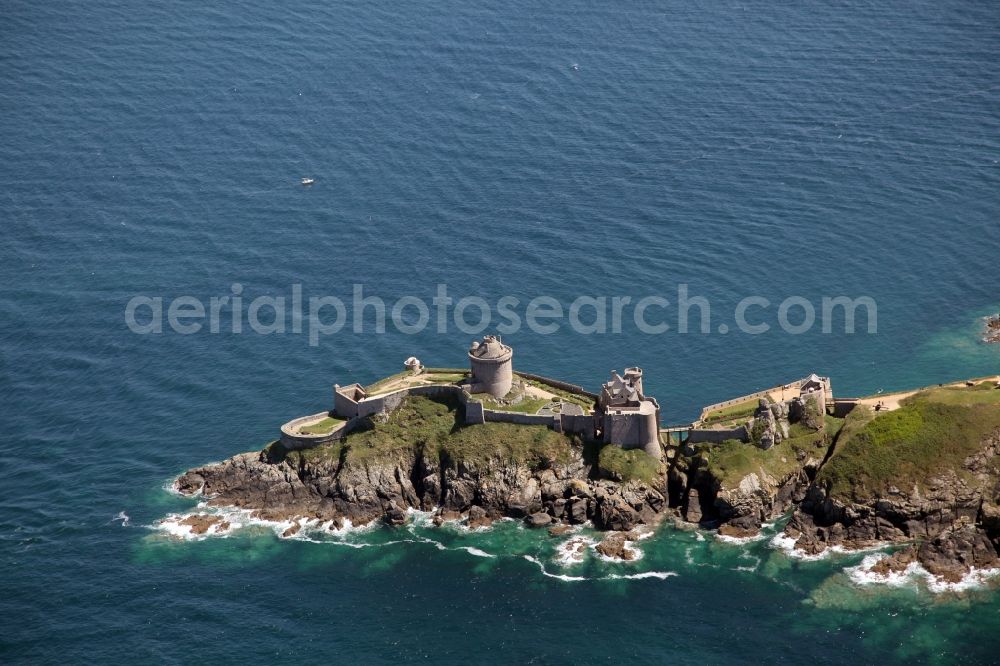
[175,439,669,559]
[779,437,1000,582]
[173,382,1000,581]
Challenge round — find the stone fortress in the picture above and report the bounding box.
[282,334,838,462]
[283,335,674,460]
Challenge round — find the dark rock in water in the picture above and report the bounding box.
[718,523,759,540]
[384,507,408,526]
[548,525,573,537]
[282,521,301,538]
[983,314,1000,344]
[595,531,639,561]
[917,524,999,583]
[525,512,553,528]
[432,509,462,526]
[175,474,205,496]
[178,514,229,535]
[467,505,493,529]
[870,548,916,577]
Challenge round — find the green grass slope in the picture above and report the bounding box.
[818,385,1000,500]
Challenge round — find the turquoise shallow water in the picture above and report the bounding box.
[1,0,999,663]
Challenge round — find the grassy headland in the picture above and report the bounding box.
[817,385,1000,500]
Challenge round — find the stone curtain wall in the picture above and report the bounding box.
[559,413,597,436]
[288,378,599,451]
[831,398,860,418]
[698,389,777,422]
[516,371,599,400]
[687,425,749,445]
[482,410,556,427]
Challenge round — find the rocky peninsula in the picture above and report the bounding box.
[173,341,1000,584]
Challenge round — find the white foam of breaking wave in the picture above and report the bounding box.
[154,513,243,540]
[554,536,596,566]
[523,555,587,582]
[847,553,1000,594]
[151,503,379,542]
[112,511,130,527]
[606,571,677,580]
[442,515,517,533]
[694,531,705,542]
[631,528,656,541]
[404,524,495,558]
[162,477,197,498]
[770,532,886,561]
[459,547,494,558]
[731,550,762,572]
[715,531,766,545]
[405,508,437,527]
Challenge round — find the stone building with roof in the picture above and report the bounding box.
[468,335,514,399]
[596,367,662,459]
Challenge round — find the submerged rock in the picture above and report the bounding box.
[178,514,230,535]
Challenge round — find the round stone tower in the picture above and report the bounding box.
[468,335,513,399]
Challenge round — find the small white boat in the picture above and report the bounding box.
[301,177,315,186]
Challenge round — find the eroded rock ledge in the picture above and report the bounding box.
[176,445,667,535]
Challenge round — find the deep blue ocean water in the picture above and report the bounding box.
[1,1,999,663]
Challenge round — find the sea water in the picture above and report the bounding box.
[1,0,999,662]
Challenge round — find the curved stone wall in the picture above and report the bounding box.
[279,412,353,449]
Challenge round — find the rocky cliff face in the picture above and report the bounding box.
[176,441,668,533]
[669,405,1000,580]
[670,426,828,534]
[176,387,1000,579]
[781,432,1000,579]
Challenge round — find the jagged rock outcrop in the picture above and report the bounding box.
[783,433,1000,555]
[752,399,789,450]
[595,531,639,560]
[871,524,1000,583]
[674,442,821,533]
[176,442,668,532]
